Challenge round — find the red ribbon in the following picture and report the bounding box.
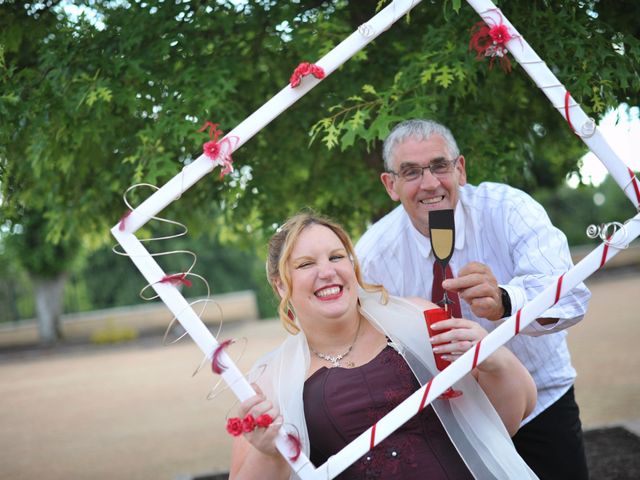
[564,91,578,136]
[628,167,640,206]
[118,210,132,231]
[515,309,522,335]
[160,273,193,288]
[289,62,325,87]
[287,433,302,461]
[211,339,234,374]
[599,237,611,270]
[554,274,565,305]
[418,379,433,412]
[369,423,377,450]
[471,340,482,369]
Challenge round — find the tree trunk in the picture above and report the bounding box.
[33,274,67,345]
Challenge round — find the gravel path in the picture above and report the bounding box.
[0,270,638,479]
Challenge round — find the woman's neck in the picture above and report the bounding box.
[304,312,362,354]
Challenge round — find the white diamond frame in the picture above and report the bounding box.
[111,1,640,478]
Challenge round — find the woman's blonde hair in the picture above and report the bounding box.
[266,211,385,334]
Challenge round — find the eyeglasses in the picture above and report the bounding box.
[387,157,458,182]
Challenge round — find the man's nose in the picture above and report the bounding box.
[419,168,440,189]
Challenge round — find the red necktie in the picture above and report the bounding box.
[432,262,462,318]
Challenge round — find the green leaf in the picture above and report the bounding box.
[322,123,340,150]
[362,84,377,95]
[435,65,454,88]
[420,64,438,85]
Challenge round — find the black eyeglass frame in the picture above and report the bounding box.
[387,157,459,182]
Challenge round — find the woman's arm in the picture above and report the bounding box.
[230,435,289,479]
[407,296,536,436]
[228,388,290,479]
[471,345,536,435]
[427,316,536,435]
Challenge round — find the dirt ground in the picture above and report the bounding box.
[0,269,638,480]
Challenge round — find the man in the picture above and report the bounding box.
[355,119,591,480]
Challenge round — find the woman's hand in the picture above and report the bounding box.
[428,317,506,373]
[236,385,282,457]
[229,385,290,479]
[429,317,485,358]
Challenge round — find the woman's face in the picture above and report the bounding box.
[283,224,358,327]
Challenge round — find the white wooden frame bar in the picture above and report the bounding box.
[110,1,640,478]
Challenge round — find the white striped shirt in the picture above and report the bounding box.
[355,182,591,423]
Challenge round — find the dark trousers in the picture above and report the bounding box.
[513,386,589,480]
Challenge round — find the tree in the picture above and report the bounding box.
[1,0,638,342]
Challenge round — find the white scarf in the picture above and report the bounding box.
[251,290,537,479]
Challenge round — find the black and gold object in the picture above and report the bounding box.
[428,209,455,312]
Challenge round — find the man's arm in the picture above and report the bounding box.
[445,189,590,334]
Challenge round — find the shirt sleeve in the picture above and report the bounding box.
[502,191,591,336]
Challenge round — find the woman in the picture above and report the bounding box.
[229,213,537,479]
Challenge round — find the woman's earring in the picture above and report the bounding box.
[287,306,296,321]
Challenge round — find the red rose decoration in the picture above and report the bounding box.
[203,140,221,160]
[226,417,243,437]
[256,414,273,428]
[290,62,326,87]
[489,24,511,44]
[242,414,256,433]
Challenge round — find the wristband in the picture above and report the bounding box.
[499,287,512,318]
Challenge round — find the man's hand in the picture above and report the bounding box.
[442,261,504,321]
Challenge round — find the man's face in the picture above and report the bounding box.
[380,135,467,237]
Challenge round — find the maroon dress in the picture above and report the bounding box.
[303,346,473,479]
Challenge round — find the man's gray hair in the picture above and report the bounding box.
[382,119,460,171]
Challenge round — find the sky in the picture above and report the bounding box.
[572,105,640,188]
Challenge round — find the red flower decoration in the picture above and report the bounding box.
[256,414,273,428]
[242,414,256,433]
[489,24,511,44]
[203,140,221,160]
[469,13,516,73]
[197,121,239,178]
[226,417,243,437]
[290,62,325,87]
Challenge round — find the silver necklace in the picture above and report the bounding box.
[310,318,361,368]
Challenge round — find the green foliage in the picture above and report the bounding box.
[534,173,639,247]
[0,0,638,324]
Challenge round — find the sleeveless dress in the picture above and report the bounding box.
[303,345,474,479]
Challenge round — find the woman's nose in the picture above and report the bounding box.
[317,261,336,278]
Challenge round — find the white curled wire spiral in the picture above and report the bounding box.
[586,221,628,248]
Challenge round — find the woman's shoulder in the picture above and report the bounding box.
[402,296,438,311]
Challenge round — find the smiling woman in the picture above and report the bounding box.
[228,212,537,480]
